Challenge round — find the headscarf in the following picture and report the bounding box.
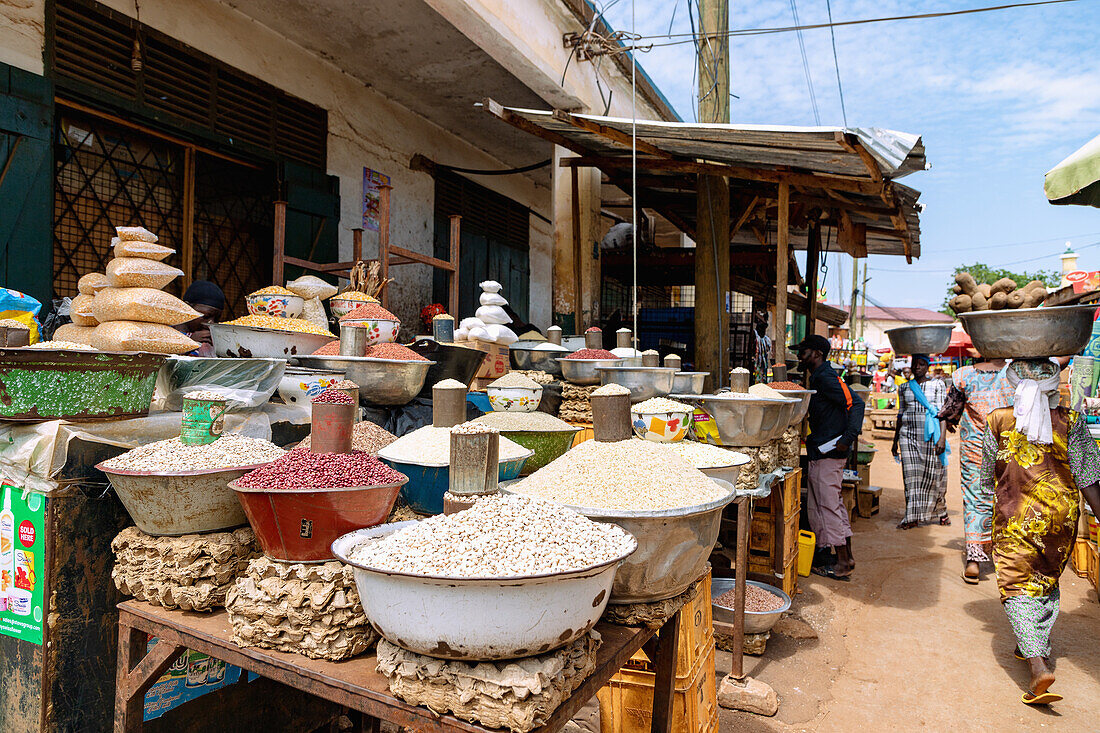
[1005,359,1060,445]
[183,280,225,310]
[911,353,931,367]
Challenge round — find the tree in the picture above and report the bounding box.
[942,263,1060,314]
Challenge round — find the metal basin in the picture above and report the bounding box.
[332,522,635,661]
[230,477,407,562]
[596,366,677,403]
[97,462,264,536]
[406,338,485,392]
[557,357,624,385]
[0,349,165,421]
[293,355,435,406]
[773,388,815,423]
[210,322,335,359]
[711,578,791,634]
[510,340,570,375]
[672,393,799,447]
[490,429,580,475]
[672,371,708,395]
[958,305,1099,358]
[502,478,735,604]
[884,324,953,355]
[378,451,534,515]
[697,455,750,486]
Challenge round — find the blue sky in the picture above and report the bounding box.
[600,0,1100,310]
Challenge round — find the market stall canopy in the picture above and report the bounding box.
[482,100,927,261]
[1045,133,1100,208]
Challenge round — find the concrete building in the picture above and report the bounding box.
[0,0,677,330]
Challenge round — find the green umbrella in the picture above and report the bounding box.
[1045,133,1100,207]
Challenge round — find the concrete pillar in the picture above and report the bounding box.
[552,146,601,332]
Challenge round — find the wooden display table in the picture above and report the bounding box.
[115,601,682,733]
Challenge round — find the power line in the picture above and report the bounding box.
[616,0,1079,49]
[825,0,848,126]
[789,0,820,124]
[870,239,1100,273]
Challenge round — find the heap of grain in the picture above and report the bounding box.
[510,439,726,511]
[377,424,531,466]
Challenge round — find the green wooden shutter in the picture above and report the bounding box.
[0,64,53,304]
[280,160,340,284]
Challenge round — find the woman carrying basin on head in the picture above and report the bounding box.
[892,354,949,529]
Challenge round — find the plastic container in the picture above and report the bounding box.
[229,478,407,562]
[382,455,531,515]
[798,530,816,577]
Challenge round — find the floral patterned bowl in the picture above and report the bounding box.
[330,295,380,319]
[486,385,543,412]
[339,318,400,346]
[630,409,692,442]
[276,368,344,406]
[247,293,304,318]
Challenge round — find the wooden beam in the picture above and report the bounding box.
[729,196,758,239]
[732,274,848,326]
[835,132,883,184]
[838,210,869,258]
[386,245,458,272]
[806,221,821,330]
[448,215,461,318]
[482,98,590,157]
[775,182,790,361]
[551,110,670,159]
[273,200,287,287]
[559,155,880,195]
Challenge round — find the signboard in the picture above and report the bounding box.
[362,167,391,232]
[1065,270,1100,293]
[143,645,245,721]
[0,485,45,644]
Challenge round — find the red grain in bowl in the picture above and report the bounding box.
[340,303,399,322]
[768,381,804,390]
[312,388,354,404]
[312,340,340,355]
[566,348,617,360]
[234,447,405,490]
[364,342,429,361]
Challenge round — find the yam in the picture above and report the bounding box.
[950,294,972,313]
[990,292,1008,310]
[970,291,989,310]
[991,277,1017,295]
[1006,290,1025,309]
[955,272,980,295]
[952,284,963,294]
[1022,287,1047,308]
[978,283,992,299]
[1023,280,1046,293]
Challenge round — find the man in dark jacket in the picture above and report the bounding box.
[795,335,865,579]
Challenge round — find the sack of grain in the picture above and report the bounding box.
[286,275,338,300]
[115,225,158,243]
[93,287,199,326]
[54,323,98,347]
[70,293,99,326]
[112,237,175,262]
[77,273,109,296]
[106,257,184,289]
[93,320,199,354]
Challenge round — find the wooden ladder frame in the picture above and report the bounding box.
[273,185,460,316]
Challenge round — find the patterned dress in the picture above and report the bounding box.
[952,366,1014,561]
[897,378,949,524]
[980,407,1100,657]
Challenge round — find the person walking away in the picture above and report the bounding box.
[892,354,950,529]
[981,359,1100,705]
[937,357,1013,583]
[795,335,865,580]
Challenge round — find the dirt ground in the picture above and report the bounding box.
[715,435,1100,731]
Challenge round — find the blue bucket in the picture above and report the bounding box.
[382,455,531,514]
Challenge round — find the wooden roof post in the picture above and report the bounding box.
[806,220,821,337]
[775,181,790,364]
[695,174,730,391]
[552,146,578,333]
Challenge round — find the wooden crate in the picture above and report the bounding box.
[1071,538,1092,578]
[857,485,882,518]
[568,421,594,447]
[841,484,857,521]
[717,487,800,580]
[1088,541,1100,595]
[621,572,713,679]
[599,641,719,733]
[857,464,871,488]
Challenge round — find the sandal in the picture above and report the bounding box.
[962,571,979,585]
[896,521,917,530]
[811,565,852,582]
[939,516,952,526]
[1022,691,1062,705]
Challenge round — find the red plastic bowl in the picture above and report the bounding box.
[228,478,407,562]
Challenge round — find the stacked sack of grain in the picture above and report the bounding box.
[86,226,201,353]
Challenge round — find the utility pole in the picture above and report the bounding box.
[850,255,858,339]
[694,0,730,389]
[860,261,869,341]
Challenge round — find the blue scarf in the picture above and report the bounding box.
[908,379,949,467]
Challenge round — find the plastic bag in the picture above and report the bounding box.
[475,305,510,325]
[94,320,199,354]
[93,287,199,326]
[115,225,158,243]
[0,288,41,342]
[468,326,489,341]
[113,237,175,261]
[479,280,502,294]
[300,296,329,332]
[78,273,109,295]
[479,292,507,306]
[70,293,99,326]
[155,355,286,411]
[286,275,338,300]
[106,257,183,289]
[54,323,97,346]
[459,317,486,331]
[485,324,518,345]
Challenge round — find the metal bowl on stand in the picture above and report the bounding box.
[958,305,1099,358]
[557,357,624,385]
[773,388,815,423]
[710,578,791,634]
[884,324,953,355]
[672,393,798,447]
[595,366,677,403]
[293,355,435,406]
[332,522,636,661]
[672,371,708,395]
[510,341,568,376]
[210,322,335,359]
